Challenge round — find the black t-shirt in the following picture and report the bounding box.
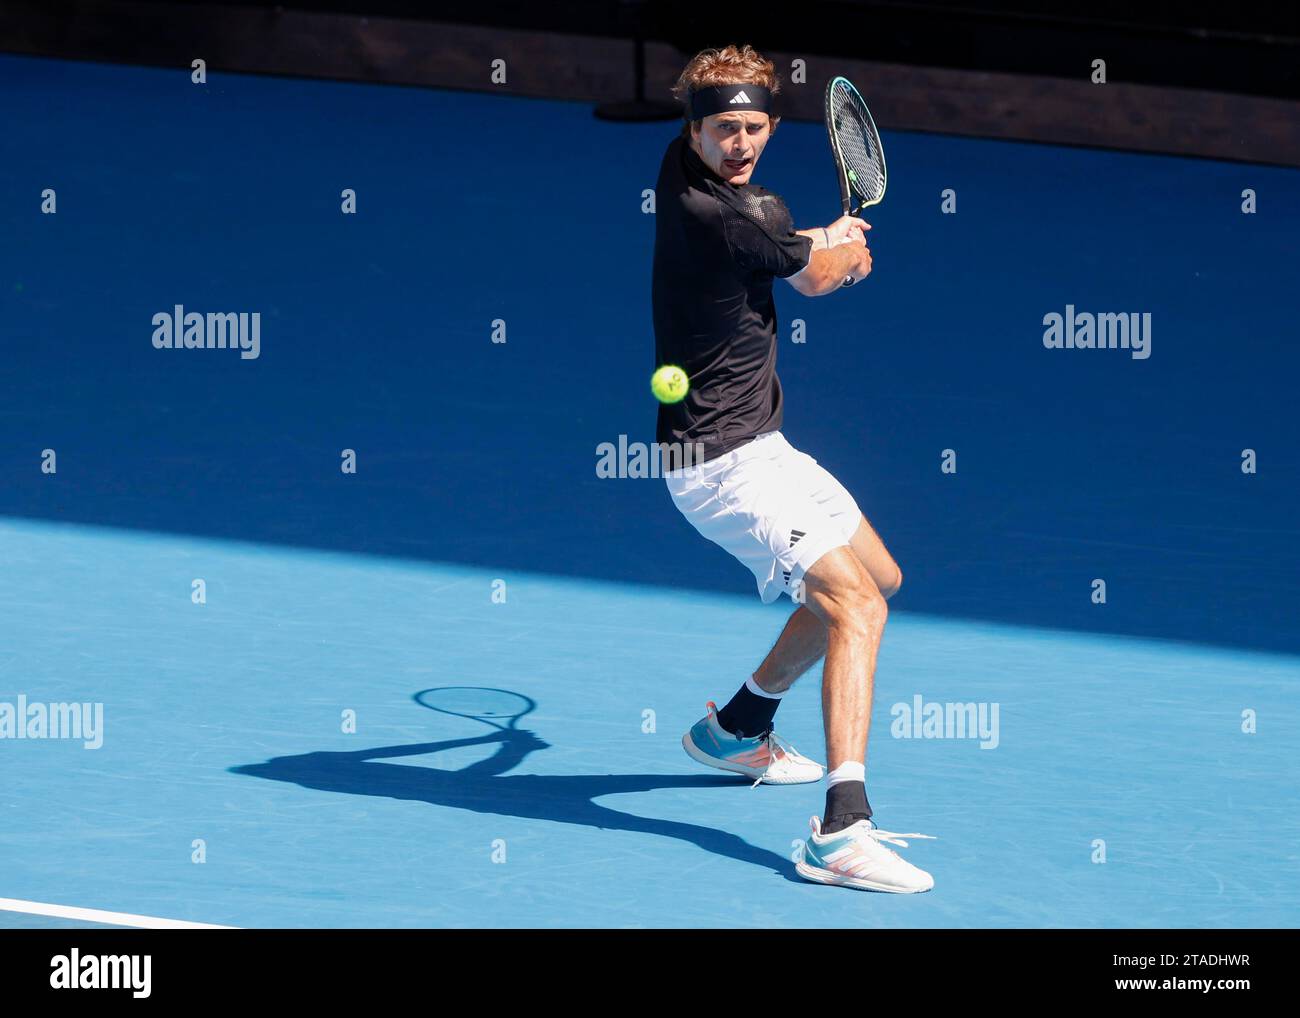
[652,134,813,462]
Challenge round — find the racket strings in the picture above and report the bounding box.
[830,85,885,205]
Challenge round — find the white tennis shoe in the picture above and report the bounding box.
[796,815,936,893]
[682,702,825,786]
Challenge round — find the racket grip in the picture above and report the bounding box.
[842,275,856,288]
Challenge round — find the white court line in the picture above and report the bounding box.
[0,898,236,929]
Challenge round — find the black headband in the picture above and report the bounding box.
[685,84,773,120]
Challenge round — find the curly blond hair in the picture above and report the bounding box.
[671,44,782,137]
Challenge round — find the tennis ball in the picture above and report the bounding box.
[650,365,689,404]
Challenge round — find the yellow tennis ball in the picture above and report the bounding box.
[650,365,690,404]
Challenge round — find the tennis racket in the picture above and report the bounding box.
[413,686,536,731]
[824,76,887,287]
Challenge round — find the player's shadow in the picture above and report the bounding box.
[231,724,799,880]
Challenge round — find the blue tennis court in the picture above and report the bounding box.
[1,53,1297,928]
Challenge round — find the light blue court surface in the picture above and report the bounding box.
[1,54,1298,927]
[1,519,1297,928]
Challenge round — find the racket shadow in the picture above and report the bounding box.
[231,690,799,882]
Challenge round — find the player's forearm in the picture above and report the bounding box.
[802,245,861,295]
[796,226,865,293]
[797,227,831,252]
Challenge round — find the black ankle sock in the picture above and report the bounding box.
[822,781,873,835]
[715,681,780,739]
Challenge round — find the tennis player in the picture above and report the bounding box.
[653,45,934,893]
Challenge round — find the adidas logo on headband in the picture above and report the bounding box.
[686,84,773,118]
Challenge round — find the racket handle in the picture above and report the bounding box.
[841,203,862,288]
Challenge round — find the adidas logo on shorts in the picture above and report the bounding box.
[783,530,806,587]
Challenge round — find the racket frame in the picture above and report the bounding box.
[824,75,887,287]
[412,686,536,731]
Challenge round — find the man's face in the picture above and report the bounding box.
[690,110,772,185]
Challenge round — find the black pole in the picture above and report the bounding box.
[594,4,681,122]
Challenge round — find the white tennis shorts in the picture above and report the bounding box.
[664,431,862,603]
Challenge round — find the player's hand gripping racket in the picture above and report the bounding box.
[824,76,887,288]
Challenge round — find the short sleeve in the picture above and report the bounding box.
[721,189,813,279]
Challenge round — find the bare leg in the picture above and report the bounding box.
[848,515,902,600]
[749,515,901,696]
[751,605,826,694]
[800,546,888,772]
